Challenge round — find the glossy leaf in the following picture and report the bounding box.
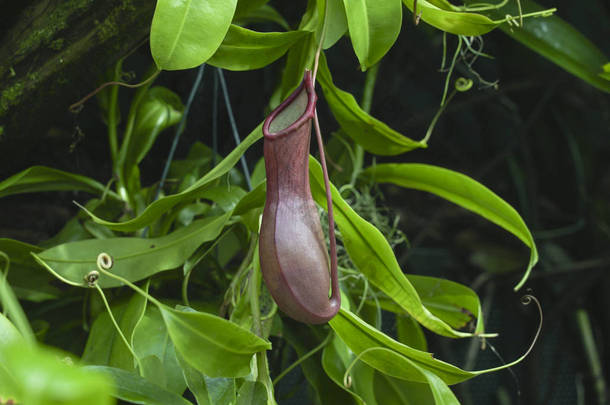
[323,0,348,49]
[82,124,263,232]
[373,372,435,405]
[83,290,148,372]
[408,275,483,333]
[0,313,21,344]
[317,54,425,155]
[133,306,187,394]
[402,0,498,36]
[329,308,476,385]
[464,0,610,93]
[159,306,270,378]
[121,87,183,189]
[309,157,472,338]
[208,25,307,71]
[362,163,537,290]
[236,381,266,405]
[0,238,61,302]
[0,166,118,199]
[34,213,232,287]
[396,314,428,352]
[342,0,402,69]
[86,365,191,405]
[150,0,238,70]
[176,350,236,405]
[0,342,114,405]
[321,334,367,405]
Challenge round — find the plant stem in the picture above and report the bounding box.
[272,332,332,386]
[350,63,379,186]
[155,63,206,201]
[575,309,607,405]
[217,68,252,190]
[107,61,122,164]
[94,284,143,373]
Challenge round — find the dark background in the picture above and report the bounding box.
[1,0,609,404]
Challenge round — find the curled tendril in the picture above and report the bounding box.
[343,374,353,389]
[97,253,113,271]
[84,271,99,287]
[455,77,474,92]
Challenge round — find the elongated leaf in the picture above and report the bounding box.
[464,0,610,93]
[0,166,118,199]
[402,0,498,35]
[108,289,148,371]
[323,0,348,49]
[86,365,191,405]
[121,87,183,191]
[82,124,263,232]
[330,309,476,385]
[150,0,238,70]
[309,158,469,338]
[160,306,270,378]
[133,306,187,394]
[362,163,537,290]
[237,4,290,30]
[321,335,367,405]
[0,313,21,344]
[208,25,307,71]
[34,213,231,287]
[0,238,61,302]
[408,275,483,333]
[0,343,114,405]
[342,0,402,69]
[236,381,266,405]
[176,350,236,405]
[317,55,425,155]
[373,372,434,405]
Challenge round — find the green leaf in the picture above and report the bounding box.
[236,381,266,405]
[86,365,191,405]
[323,0,348,49]
[317,54,425,155]
[160,306,270,378]
[34,212,232,287]
[0,342,114,405]
[402,0,498,36]
[329,308,476,385]
[121,87,183,191]
[408,275,483,333]
[150,0,238,70]
[282,321,355,405]
[396,314,428,352]
[133,306,187,394]
[465,0,610,93]
[82,123,263,232]
[0,268,34,344]
[208,25,307,71]
[342,0,402,69]
[176,349,236,405]
[0,313,21,344]
[361,163,538,290]
[0,166,118,199]
[83,289,148,372]
[321,334,367,405]
[373,371,434,405]
[309,157,470,338]
[0,238,61,302]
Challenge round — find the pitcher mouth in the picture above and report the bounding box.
[263,70,317,139]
